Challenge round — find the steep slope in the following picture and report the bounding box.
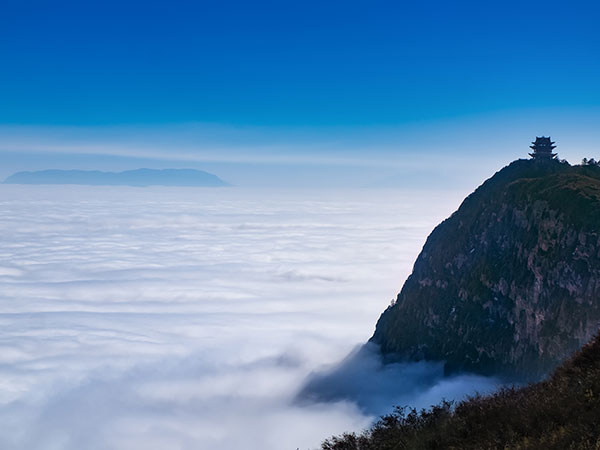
[322,331,600,450]
[371,159,600,380]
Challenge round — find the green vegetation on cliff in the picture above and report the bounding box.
[322,331,600,450]
[371,159,600,380]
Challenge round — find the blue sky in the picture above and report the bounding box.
[1,0,599,186]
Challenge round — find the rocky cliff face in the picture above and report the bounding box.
[371,159,600,380]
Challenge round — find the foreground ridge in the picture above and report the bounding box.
[322,331,600,450]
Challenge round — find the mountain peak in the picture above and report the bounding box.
[371,159,600,380]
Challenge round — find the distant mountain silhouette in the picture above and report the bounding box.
[3,169,230,187]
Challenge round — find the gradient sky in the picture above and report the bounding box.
[1,0,599,186]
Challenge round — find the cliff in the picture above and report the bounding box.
[371,159,600,380]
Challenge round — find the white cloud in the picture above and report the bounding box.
[0,184,491,449]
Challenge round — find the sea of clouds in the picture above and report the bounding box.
[0,185,498,450]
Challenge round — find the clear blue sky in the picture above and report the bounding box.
[1,0,599,186]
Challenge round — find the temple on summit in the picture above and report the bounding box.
[529,136,557,160]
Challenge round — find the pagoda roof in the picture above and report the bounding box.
[530,136,556,151]
[531,136,555,145]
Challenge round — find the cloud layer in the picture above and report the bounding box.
[0,185,488,449]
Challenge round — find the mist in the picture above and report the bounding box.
[0,185,496,449]
[298,343,500,417]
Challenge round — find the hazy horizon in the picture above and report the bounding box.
[2,110,599,189]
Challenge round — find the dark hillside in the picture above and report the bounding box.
[322,331,600,450]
